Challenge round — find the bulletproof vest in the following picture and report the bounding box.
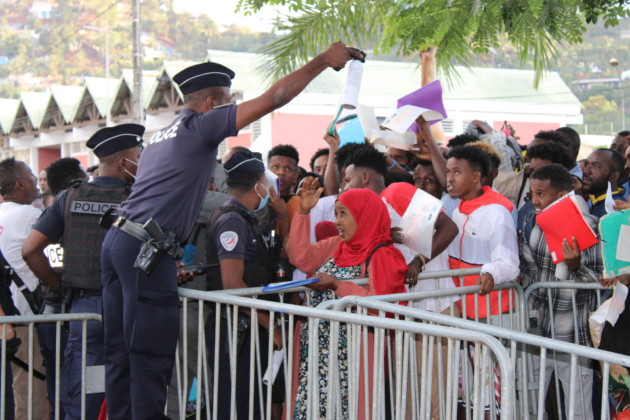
[206,205,275,291]
[62,180,131,289]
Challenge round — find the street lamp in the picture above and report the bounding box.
[84,23,111,126]
[610,58,626,131]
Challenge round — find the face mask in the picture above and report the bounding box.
[123,158,138,181]
[255,183,270,211]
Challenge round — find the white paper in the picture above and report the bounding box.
[616,225,630,263]
[590,283,628,328]
[356,104,416,149]
[341,60,363,110]
[262,350,284,386]
[265,169,280,195]
[398,189,443,257]
[605,181,617,214]
[381,105,444,134]
[369,131,416,149]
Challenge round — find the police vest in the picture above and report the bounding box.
[206,205,275,291]
[62,180,131,290]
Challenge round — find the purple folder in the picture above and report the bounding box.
[397,80,447,132]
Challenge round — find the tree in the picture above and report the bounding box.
[237,0,630,86]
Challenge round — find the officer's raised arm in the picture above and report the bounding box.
[235,42,361,131]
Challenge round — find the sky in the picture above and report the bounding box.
[172,0,287,32]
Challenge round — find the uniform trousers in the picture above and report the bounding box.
[101,228,179,420]
[37,301,67,419]
[61,295,105,420]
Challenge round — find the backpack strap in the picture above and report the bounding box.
[365,243,389,274]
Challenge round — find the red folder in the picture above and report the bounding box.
[535,194,599,264]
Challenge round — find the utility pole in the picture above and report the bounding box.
[132,0,143,123]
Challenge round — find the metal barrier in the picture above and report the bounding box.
[175,288,516,420]
[522,281,609,420]
[0,313,101,420]
[329,296,630,420]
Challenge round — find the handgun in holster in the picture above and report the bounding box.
[133,218,181,276]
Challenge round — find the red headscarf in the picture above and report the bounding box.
[333,188,408,295]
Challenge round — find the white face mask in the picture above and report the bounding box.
[123,158,138,181]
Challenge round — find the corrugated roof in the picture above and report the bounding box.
[0,99,21,135]
[206,50,579,106]
[20,92,52,130]
[84,77,121,117]
[0,51,581,137]
[50,85,85,123]
[121,69,160,107]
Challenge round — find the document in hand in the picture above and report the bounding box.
[338,117,366,146]
[262,278,319,292]
[398,189,443,257]
[356,104,416,149]
[535,192,599,264]
[599,209,630,278]
[396,80,448,132]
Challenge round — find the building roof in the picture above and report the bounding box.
[0,50,581,137]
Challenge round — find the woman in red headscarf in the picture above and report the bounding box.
[286,177,407,419]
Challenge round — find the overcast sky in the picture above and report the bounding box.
[172,0,287,32]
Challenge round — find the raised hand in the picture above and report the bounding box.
[297,176,324,214]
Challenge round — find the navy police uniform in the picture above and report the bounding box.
[100,63,238,419]
[205,152,278,420]
[33,124,142,420]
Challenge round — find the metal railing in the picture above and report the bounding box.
[0,313,101,420]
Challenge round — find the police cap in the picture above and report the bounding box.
[224,151,265,180]
[87,124,145,158]
[173,62,235,95]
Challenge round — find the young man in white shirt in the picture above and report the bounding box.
[0,158,47,419]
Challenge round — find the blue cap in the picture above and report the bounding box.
[86,124,144,158]
[173,62,235,95]
[224,151,265,179]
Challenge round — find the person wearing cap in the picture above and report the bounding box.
[205,151,287,419]
[22,123,143,420]
[99,41,359,419]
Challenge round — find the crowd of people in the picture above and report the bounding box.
[1,40,630,420]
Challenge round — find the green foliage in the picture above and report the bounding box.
[241,0,630,86]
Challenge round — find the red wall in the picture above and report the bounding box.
[270,113,333,169]
[38,147,61,171]
[492,121,561,146]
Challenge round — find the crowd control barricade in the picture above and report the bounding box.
[328,296,630,420]
[522,281,609,420]
[316,269,527,419]
[0,313,102,420]
[176,287,515,420]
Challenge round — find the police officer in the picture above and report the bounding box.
[22,124,143,420]
[100,43,360,420]
[206,150,286,419]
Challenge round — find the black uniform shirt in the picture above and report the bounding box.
[33,176,127,242]
[121,105,238,243]
[212,198,259,262]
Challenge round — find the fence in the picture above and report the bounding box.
[329,290,630,420]
[176,287,516,420]
[0,312,102,420]
[1,272,625,420]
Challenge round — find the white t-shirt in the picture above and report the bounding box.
[0,202,42,315]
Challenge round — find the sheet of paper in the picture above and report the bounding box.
[605,181,617,214]
[262,350,284,385]
[338,117,365,145]
[341,60,363,110]
[397,80,448,131]
[399,189,443,257]
[616,224,630,263]
[265,169,280,195]
[356,104,380,135]
[382,105,443,133]
[369,131,415,149]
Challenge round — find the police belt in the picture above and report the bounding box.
[111,217,151,242]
